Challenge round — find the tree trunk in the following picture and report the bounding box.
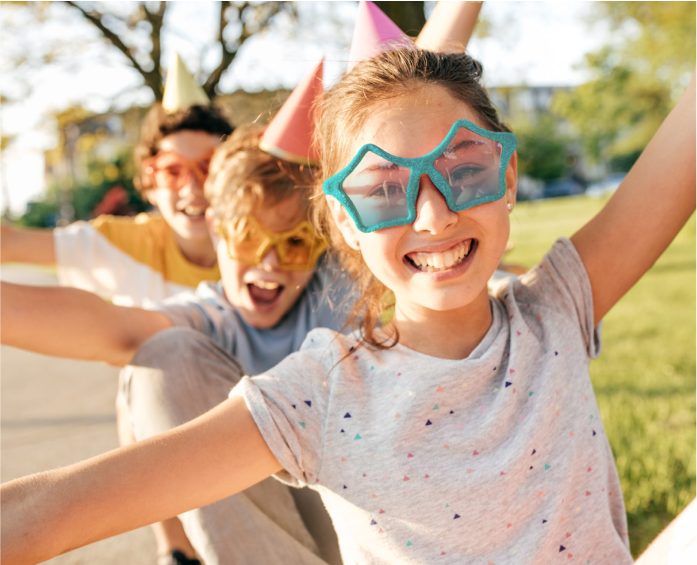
[374,1,426,36]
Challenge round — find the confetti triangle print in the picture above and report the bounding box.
[426,420,433,426]
[372,493,378,498]
[304,400,312,407]
[363,473,367,477]
[370,519,377,525]
[292,404,296,409]
[378,528,384,533]
[585,491,591,496]
[424,474,430,478]
[445,503,450,508]
[436,385,444,392]
[593,430,597,436]
[407,541,413,547]
[344,412,352,418]
[505,381,512,387]
[559,545,566,552]
[379,509,385,514]
[407,453,414,458]
[403,475,410,481]
[545,464,551,470]
[454,514,460,519]
[473,450,479,456]
[543,519,548,523]
[354,434,362,440]
[340,429,345,433]
[529,391,534,397]
[341,457,347,462]
[441,551,446,556]
[433,404,439,410]
[298,421,306,429]
[395,413,401,418]
[343,485,347,489]
[449,410,454,414]
[532,449,537,455]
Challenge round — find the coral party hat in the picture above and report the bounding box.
[259,59,323,165]
[347,1,411,72]
[162,52,210,114]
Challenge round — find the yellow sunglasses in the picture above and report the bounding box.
[216,215,328,271]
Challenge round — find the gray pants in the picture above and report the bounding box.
[119,327,342,565]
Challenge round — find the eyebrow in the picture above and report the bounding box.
[444,139,487,154]
[355,161,405,174]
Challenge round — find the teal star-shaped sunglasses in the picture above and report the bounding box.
[323,119,517,233]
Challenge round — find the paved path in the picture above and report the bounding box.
[1,266,155,564]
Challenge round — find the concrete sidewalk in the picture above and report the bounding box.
[1,266,155,564]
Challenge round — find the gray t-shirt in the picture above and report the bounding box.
[231,238,632,565]
[153,260,351,377]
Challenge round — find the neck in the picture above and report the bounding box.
[391,287,493,360]
[172,231,217,268]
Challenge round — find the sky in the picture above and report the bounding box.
[0,1,611,216]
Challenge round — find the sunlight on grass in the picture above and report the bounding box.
[507,195,696,557]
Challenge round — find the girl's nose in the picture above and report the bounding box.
[412,175,458,234]
[178,170,205,196]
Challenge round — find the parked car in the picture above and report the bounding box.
[585,173,627,198]
[542,178,584,199]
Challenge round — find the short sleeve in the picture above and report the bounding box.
[517,238,601,358]
[229,330,336,487]
[151,283,231,349]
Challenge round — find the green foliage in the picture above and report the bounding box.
[552,2,695,167]
[512,113,575,181]
[18,150,148,228]
[507,196,696,558]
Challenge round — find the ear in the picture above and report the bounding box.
[505,151,518,210]
[327,196,361,250]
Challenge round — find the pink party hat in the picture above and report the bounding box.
[259,59,323,165]
[347,1,411,72]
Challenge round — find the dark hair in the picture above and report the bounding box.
[134,103,234,192]
[314,48,510,349]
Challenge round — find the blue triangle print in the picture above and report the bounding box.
[370,519,377,525]
[505,381,512,387]
[344,413,352,418]
[304,401,312,407]
[559,545,565,552]
[426,420,432,426]
[292,404,296,409]
[454,514,460,519]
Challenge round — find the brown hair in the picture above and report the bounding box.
[314,48,511,349]
[205,123,317,232]
[134,103,234,192]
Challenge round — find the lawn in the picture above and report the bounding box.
[506,195,696,558]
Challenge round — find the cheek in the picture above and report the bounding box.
[287,270,315,294]
[150,189,177,212]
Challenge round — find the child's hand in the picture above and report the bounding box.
[571,69,696,326]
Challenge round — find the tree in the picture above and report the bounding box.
[374,2,426,36]
[62,1,292,101]
[552,2,695,168]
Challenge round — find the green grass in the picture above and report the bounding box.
[507,196,696,558]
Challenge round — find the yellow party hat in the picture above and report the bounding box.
[161,52,210,114]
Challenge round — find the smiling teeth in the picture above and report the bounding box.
[252,281,280,290]
[184,205,206,216]
[407,240,473,272]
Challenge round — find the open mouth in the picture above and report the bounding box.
[178,204,207,219]
[404,239,476,272]
[247,280,285,308]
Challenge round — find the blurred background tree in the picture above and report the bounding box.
[552,1,696,170]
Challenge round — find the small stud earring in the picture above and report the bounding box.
[507,202,513,211]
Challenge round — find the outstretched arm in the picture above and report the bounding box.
[415,1,483,53]
[1,395,281,565]
[1,224,56,265]
[571,70,696,326]
[1,281,172,366]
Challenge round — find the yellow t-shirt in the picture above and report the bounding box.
[54,213,220,306]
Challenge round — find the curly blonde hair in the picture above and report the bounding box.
[313,48,511,349]
[205,124,317,234]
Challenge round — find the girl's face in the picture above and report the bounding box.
[209,193,316,330]
[330,85,517,316]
